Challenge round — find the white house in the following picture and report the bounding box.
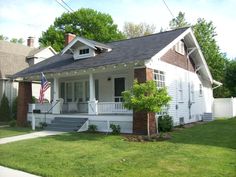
[14,28,221,134]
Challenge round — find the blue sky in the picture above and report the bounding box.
[0,0,235,58]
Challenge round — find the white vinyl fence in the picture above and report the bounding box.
[213,98,236,118]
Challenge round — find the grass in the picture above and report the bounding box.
[0,118,235,177]
[0,127,33,138]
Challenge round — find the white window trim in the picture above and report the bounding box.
[154,70,165,89]
[178,79,184,103]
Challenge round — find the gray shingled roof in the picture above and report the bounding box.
[14,27,189,78]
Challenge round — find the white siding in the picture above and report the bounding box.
[146,59,213,125]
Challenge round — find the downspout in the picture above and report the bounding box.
[187,47,197,119]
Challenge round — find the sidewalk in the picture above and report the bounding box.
[0,166,40,177]
[0,131,65,145]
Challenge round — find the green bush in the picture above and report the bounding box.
[9,120,16,127]
[88,124,97,132]
[11,96,18,120]
[0,93,11,122]
[158,115,173,132]
[110,124,121,135]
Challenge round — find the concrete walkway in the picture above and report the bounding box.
[0,166,40,177]
[0,131,65,145]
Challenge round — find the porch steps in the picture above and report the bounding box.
[202,113,213,122]
[45,117,88,132]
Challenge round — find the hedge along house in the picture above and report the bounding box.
[14,27,221,134]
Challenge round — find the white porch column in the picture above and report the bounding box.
[88,73,98,115]
[52,77,60,114]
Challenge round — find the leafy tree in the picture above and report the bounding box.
[193,18,228,97]
[0,34,8,41]
[39,8,125,51]
[0,93,11,122]
[122,80,171,137]
[123,22,156,38]
[169,12,190,29]
[225,60,236,96]
[10,38,24,44]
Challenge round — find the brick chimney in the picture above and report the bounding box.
[65,33,76,46]
[27,37,34,48]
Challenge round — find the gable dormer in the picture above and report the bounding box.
[61,35,112,60]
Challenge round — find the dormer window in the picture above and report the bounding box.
[80,48,89,55]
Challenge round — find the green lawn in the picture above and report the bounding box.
[0,127,33,138]
[0,118,235,177]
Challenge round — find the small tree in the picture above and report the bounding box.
[0,93,11,122]
[122,80,171,137]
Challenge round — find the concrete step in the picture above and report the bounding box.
[46,117,88,132]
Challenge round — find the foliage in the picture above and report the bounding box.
[39,122,47,128]
[122,80,171,112]
[11,97,18,120]
[123,22,156,38]
[32,96,37,103]
[158,115,173,132]
[193,18,229,97]
[0,119,235,176]
[88,124,97,132]
[110,124,121,135]
[0,35,24,44]
[39,8,125,51]
[0,93,11,122]
[10,38,24,44]
[169,12,191,29]
[122,80,171,136]
[224,60,236,97]
[0,34,8,41]
[9,120,16,127]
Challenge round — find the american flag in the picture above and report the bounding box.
[39,72,50,104]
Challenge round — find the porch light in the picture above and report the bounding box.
[107,77,111,81]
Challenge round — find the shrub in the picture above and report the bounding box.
[158,115,173,132]
[0,93,11,122]
[9,120,16,127]
[11,96,18,120]
[39,122,47,128]
[88,124,97,132]
[110,124,121,135]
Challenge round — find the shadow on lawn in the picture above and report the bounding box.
[169,118,236,150]
[48,132,110,142]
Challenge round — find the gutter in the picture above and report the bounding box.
[213,80,223,89]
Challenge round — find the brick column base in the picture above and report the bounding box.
[133,67,157,135]
[17,82,32,126]
[133,112,156,135]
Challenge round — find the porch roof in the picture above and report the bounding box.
[14,27,189,78]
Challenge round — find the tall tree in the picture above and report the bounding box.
[39,8,125,51]
[193,18,228,97]
[169,12,190,29]
[123,22,156,38]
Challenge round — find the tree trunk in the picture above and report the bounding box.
[147,112,150,138]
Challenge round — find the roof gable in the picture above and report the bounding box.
[61,36,111,55]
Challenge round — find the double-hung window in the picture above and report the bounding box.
[154,70,165,89]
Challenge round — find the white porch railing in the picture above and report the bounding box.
[97,102,132,114]
[28,103,52,113]
[28,102,132,114]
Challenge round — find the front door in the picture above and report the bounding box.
[114,77,125,102]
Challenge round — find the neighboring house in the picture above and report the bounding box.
[0,37,56,106]
[14,28,221,134]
